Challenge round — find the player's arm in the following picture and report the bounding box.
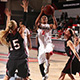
[2,8,11,38]
[50,10,58,29]
[19,0,29,38]
[21,0,29,24]
[27,34,32,50]
[27,29,32,50]
[35,6,44,28]
[4,8,11,30]
[67,40,80,61]
[79,38,80,42]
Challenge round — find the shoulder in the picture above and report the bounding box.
[24,28,29,32]
[49,24,53,29]
[67,40,73,47]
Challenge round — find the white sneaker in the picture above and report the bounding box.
[42,74,48,80]
[45,74,48,80]
[42,77,45,80]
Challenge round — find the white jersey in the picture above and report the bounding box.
[41,24,52,45]
[24,28,30,57]
[75,44,79,53]
[24,28,30,44]
[37,28,45,64]
[37,24,54,64]
[37,28,44,48]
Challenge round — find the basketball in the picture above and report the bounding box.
[44,5,54,15]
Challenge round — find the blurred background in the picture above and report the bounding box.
[0,0,80,52]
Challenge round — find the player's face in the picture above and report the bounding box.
[19,22,25,28]
[41,16,48,24]
[64,29,71,39]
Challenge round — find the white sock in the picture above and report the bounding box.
[45,59,49,67]
[44,59,49,73]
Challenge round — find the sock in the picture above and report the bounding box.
[44,59,49,73]
[39,63,45,77]
[45,59,49,67]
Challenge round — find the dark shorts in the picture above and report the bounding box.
[6,59,30,78]
[62,56,80,75]
[62,57,72,74]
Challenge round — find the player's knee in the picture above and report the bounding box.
[23,77,28,80]
[3,75,10,80]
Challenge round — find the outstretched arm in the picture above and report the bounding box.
[27,34,32,50]
[19,0,29,38]
[21,0,29,25]
[5,8,11,30]
[35,6,44,27]
[50,9,58,29]
[67,40,80,61]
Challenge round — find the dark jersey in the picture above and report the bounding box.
[63,37,80,74]
[7,31,27,60]
[65,38,74,57]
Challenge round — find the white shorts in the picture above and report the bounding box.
[44,43,54,53]
[38,47,46,65]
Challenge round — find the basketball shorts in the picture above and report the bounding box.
[6,59,30,78]
[44,43,54,53]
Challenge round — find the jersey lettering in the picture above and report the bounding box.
[10,39,20,51]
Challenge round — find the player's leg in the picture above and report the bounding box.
[68,74,76,80]
[58,72,66,80]
[44,53,50,74]
[3,75,10,80]
[38,48,46,80]
[4,59,16,80]
[23,78,28,80]
[39,63,45,77]
[17,59,30,80]
[44,43,54,74]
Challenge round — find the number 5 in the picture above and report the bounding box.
[10,39,20,51]
[13,39,20,50]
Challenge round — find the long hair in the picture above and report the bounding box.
[0,20,17,46]
[8,20,17,31]
[68,28,74,40]
[0,30,9,46]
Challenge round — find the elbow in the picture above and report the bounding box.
[54,25,57,29]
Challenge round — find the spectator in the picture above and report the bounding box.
[60,12,65,21]
[64,12,68,20]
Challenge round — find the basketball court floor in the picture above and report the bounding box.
[0,45,80,80]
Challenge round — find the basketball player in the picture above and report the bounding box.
[58,28,80,80]
[19,0,32,57]
[0,19,29,80]
[19,1,32,79]
[73,33,80,76]
[3,0,31,80]
[35,6,57,80]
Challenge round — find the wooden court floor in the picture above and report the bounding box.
[0,45,80,80]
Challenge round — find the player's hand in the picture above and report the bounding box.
[4,8,11,17]
[41,6,44,14]
[21,0,29,12]
[51,7,54,16]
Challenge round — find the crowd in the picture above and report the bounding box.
[52,12,80,39]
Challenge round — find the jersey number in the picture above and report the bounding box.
[10,39,20,51]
